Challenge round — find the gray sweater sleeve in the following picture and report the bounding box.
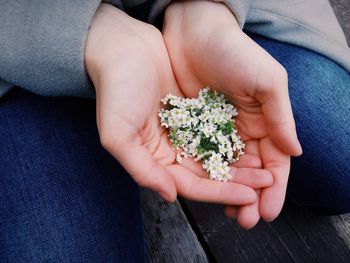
[0,0,101,97]
[212,0,250,27]
[148,0,350,73]
[148,0,249,27]
[245,0,350,72]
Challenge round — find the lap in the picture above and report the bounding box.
[0,89,145,262]
[250,33,350,214]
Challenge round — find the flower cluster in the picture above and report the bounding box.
[159,88,245,182]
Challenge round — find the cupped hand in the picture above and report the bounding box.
[84,4,270,207]
[163,0,302,227]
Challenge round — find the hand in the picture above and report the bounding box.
[163,0,302,227]
[84,4,268,206]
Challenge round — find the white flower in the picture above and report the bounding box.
[159,87,245,182]
[198,109,210,122]
[185,136,201,156]
[200,122,217,137]
[203,153,231,182]
[176,153,182,163]
[219,144,228,155]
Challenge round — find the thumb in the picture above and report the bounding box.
[256,66,302,156]
[117,144,178,202]
[99,120,177,203]
[213,30,302,156]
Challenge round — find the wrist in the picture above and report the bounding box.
[85,4,139,91]
[85,4,118,89]
[166,0,239,30]
[85,3,163,93]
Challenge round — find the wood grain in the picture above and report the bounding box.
[180,199,350,263]
[331,214,350,248]
[141,189,208,263]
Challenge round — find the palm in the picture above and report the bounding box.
[96,35,268,205]
[163,2,294,225]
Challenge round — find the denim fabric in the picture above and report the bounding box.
[0,90,146,262]
[250,33,350,215]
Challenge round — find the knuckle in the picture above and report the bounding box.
[276,64,288,81]
[134,162,154,187]
[280,67,288,81]
[185,176,201,199]
[144,24,163,42]
[134,176,148,188]
[99,127,113,150]
[261,63,288,94]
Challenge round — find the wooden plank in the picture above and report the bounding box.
[141,189,208,263]
[331,214,350,248]
[180,198,350,263]
[180,199,303,263]
[280,202,350,262]
[329,0,350,44]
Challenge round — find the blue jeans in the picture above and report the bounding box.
[0,35,349,261]
[0,90,146,262]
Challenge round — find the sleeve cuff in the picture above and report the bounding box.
[148,0,250,28]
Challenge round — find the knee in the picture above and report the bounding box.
[287,153,350,215]
[283,51,350,214]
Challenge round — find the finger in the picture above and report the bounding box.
[233,139,261,168]
[243,139,260,155]
[180,139,261,176]
[180,158,273,189]
[233,153,261,168]
[180,157,206,176]
[259,137,290,222]
[224,206,238,219]
[119,145,177,202]
[101,122,177,203]
[229,167,273,189]
[256,65,302,156]
[236,190,261,229]
[167,164,257,205]
[178,135,262,176]
[213,32,301,156]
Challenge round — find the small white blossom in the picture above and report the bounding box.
[200,122,217,137]
[176,153,183,163]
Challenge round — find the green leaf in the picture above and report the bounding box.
[219,121,234,135]
[197,137,219,155]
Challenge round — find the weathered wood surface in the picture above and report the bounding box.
[180,199,350,263]
[331,214,350,248]
[141,189,208,263]
[329,0,350,44]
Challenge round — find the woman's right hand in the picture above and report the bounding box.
[163,0,302,227]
